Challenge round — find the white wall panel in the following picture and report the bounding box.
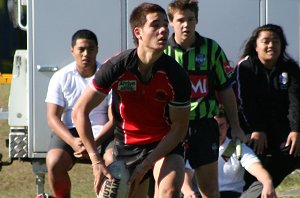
[28,0,122,155]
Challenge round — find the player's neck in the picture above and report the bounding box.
[137,46,162,66]
[138,63,153,82]
[77,64,96,78]
[136,46,164,82]
[175,34,195,50]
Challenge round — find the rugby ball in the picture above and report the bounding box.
[97,160,130,198]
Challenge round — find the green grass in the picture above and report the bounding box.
[276,171,300,198]
[0,84,95,197]
[1,84,300,197]
[0,119,95,198]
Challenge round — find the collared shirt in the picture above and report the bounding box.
[165,32,234,120]
[92,49,191,144]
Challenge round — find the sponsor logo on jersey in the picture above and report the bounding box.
[189,75,209,99]
[118,80,136,91]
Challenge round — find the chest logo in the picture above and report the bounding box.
[196,54,206,66]
[279,72,288,89]
[189,75,209,99]
[118,80,136,91]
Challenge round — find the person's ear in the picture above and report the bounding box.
[134,27,142,40]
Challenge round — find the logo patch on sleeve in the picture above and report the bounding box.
[223,62,234,76]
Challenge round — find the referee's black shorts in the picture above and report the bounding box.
[185,118,219,169]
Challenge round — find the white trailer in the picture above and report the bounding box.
[1,0,299,196]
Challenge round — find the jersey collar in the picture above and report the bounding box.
[168,32,205,49]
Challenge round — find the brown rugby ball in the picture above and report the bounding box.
[97,160,130,198]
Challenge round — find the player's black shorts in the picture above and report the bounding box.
[48,128,113,162]
[114,140,184,178]
[185,118,219,169]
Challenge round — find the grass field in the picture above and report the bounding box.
[0,84,95,198]
[1,84,300,198]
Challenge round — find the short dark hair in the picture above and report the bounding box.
[71,29,98,47]
[167,0,199,23]
[129,2,167,46]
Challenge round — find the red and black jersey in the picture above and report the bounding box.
[92,49,191,145]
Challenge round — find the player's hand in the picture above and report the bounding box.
[230,126,246,142]
[71,137,90,159]
[71,137,84,152]
[248,131,268,154]
[73,147,89,159]
[92,161,114,196]
[285,131,300,156]
[261,182,277,198]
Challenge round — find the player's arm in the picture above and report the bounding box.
[72,85,113,194]
[246,162,277,198]
[219,87,245,141]
[47,103,81,149]
[72,86,105,159]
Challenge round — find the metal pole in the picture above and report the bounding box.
[259,0,267,26]
[121,0,127,51]
[265,0,268,24]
